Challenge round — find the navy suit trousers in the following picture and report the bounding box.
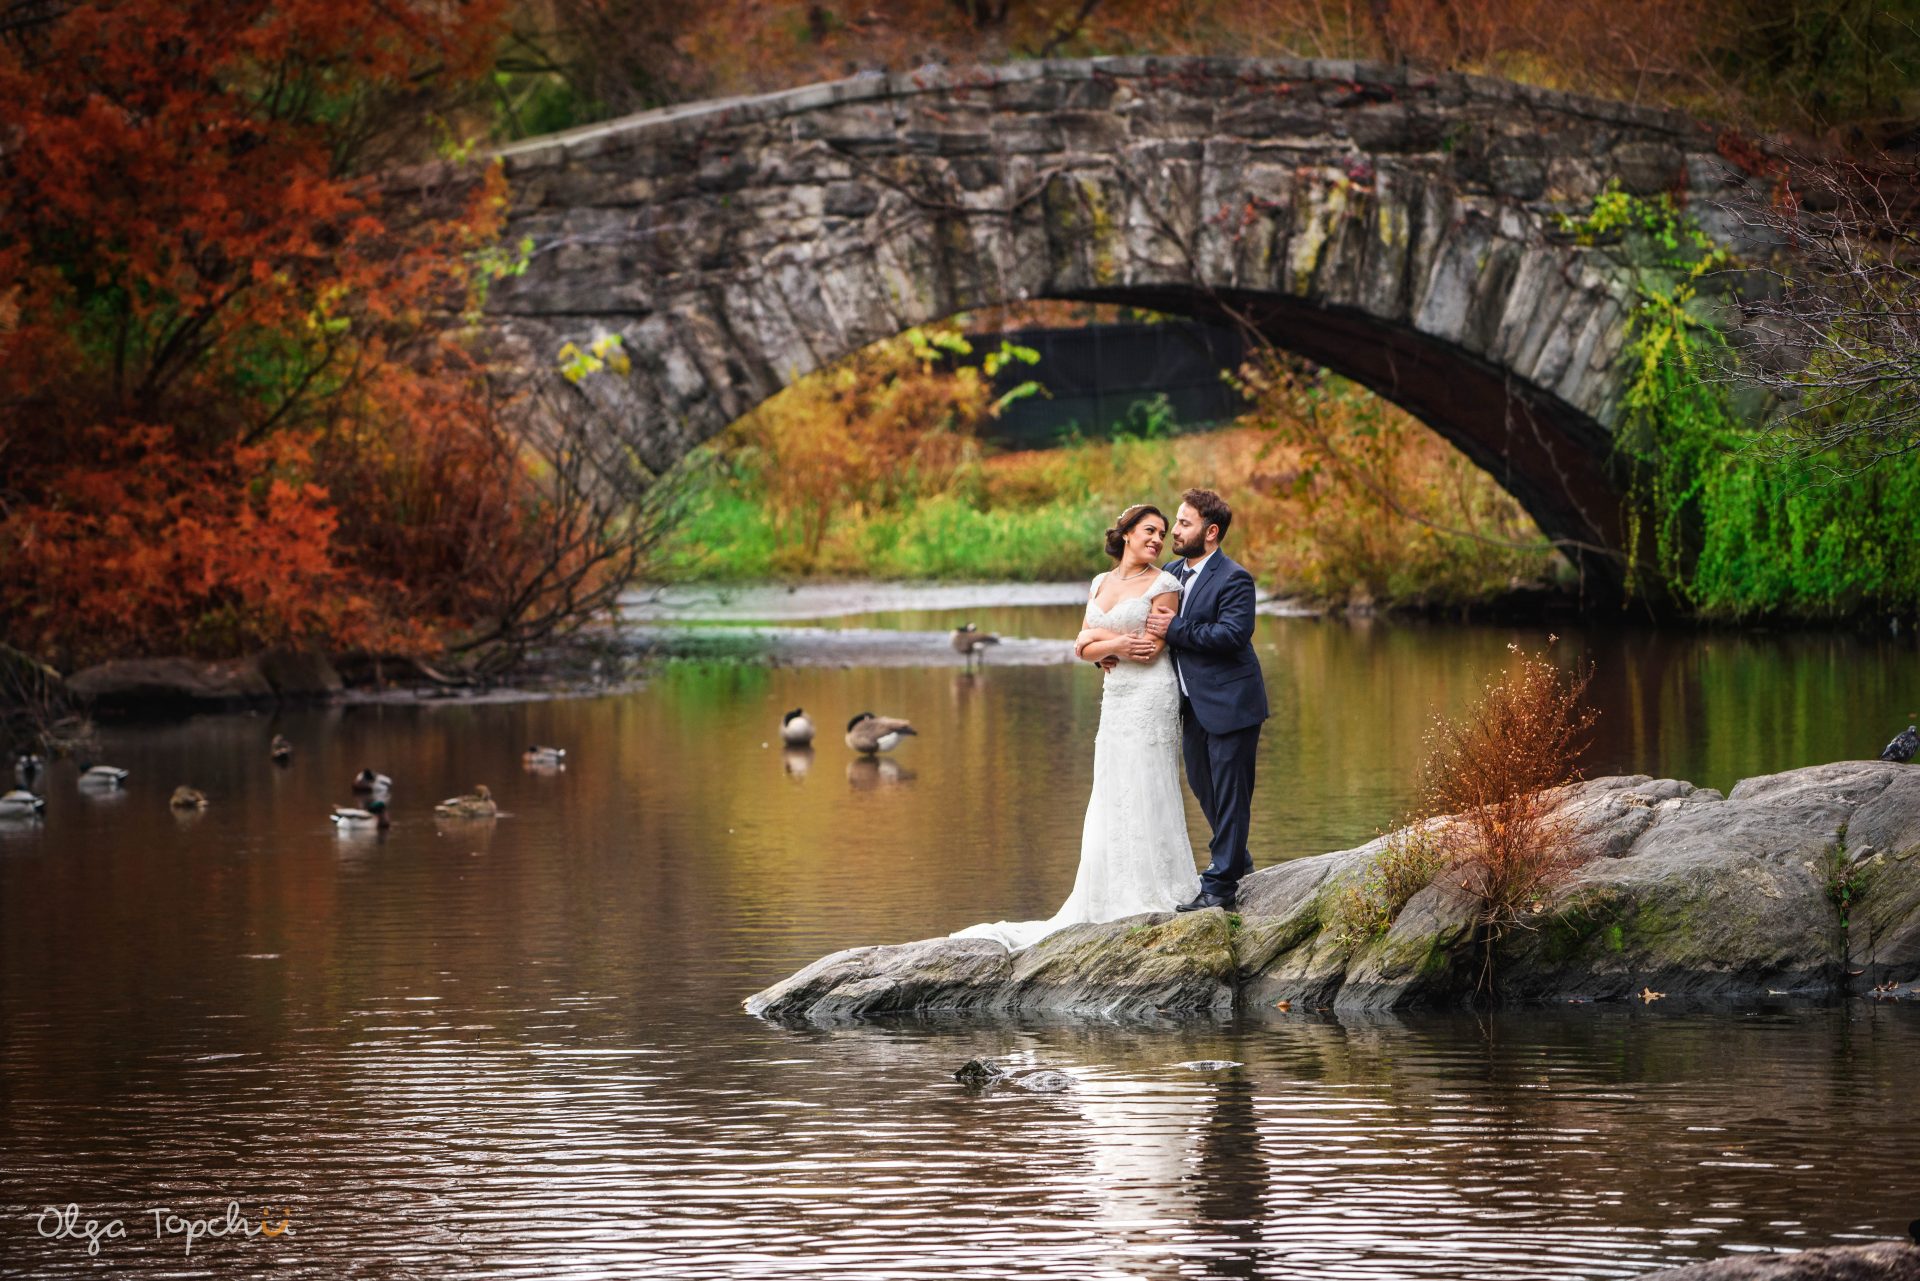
[1180,696,1260,898]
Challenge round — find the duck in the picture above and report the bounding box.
[780,708,815,746]
[950,623,1001,669]
[353,768,393,794]
[845,712,917,755]
[13,754,43,787]
[434,784,497,819]
[0,789,45,818]
[270,734,294,765]
[522,745,567,767]
[77,761,129,788]
[1880,721,1918,763]
[331,798,390,831]
[169,786,208,810]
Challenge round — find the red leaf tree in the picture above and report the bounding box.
[0,0,518,667]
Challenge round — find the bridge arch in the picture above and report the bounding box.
[485,57,1770,591]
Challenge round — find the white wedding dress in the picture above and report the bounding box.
[953,569,1200,950]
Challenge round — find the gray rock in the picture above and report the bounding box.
[1175,1060,1243,1071]
[255,649,344,699]
[747,763,1920,1022]
[1634,1242,1920,1280]
[68,657,275,710]
[953,1058,1010,1085]
[1009,1069,1074,1093]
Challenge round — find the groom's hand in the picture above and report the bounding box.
[1098,655,1118,672]
[1143,610,1171,638]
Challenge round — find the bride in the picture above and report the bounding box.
[953,503,1199,950]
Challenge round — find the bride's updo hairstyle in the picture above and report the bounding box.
[1104,503,1166,560]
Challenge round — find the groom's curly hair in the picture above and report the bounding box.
[1182,487,1233,541]
[1104,503,1166,559]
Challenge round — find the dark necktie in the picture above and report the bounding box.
[1175,562,1193,584]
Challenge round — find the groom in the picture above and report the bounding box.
[1144,488,1267,911]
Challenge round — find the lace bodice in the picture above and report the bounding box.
[1084,569,1183,634]
[1085,569,1183,746]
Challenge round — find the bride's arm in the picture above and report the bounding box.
[1122,595,1178,662]
[1076,627,1129,661]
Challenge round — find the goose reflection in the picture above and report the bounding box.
[783,747,814,779]
[846,757,914,790]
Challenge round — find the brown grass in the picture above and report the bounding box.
[1421,648,1600,994]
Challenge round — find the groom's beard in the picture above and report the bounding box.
[1171,533,1206,559]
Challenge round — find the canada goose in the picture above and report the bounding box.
[331,798,390,831]
[353,768,393,794]
[0,789,45,818]
[950,623,1001,669]
[1880,721,1918,763]
[13,754,43,786]
[270,735,294,765]
[522,745,566,767]
[435,784,497,820]
[169,786,208,810]
[780,709,815,746]
[845,712,917,755]
[77,761,129,788]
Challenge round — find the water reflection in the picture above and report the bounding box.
[1,611,1918,1277]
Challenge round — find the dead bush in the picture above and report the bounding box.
[1422,647,1600,994]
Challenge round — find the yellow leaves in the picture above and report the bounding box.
[557,332,629,383]
[1639,987,1666,1003]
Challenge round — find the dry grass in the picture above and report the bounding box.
[1421,648,1600,993]
[1329,822,1449,947]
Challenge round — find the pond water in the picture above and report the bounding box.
[2,597,1917,1277]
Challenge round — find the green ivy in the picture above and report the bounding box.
[1564,183,1920,621]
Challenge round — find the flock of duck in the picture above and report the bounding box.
[769,623,1004,758]
[0,622,1005,821]
[0,736,570,832]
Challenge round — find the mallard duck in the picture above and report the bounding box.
[950,623,1001,669]
[169,786,208,810]
[77,761,129,788]
[331,798,390,831]
[0,789,45,818]
[13,754,43,786]
[522,745,567,767]
[845,712,917,755]
[270,735,294,765]
[434,784,496,819]
[780,708,815,746]
[352,768,392,794]
[1880,721,1918,763]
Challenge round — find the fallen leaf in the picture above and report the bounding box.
[1639,987,1666,1003]
[1275,1000,1292,1012]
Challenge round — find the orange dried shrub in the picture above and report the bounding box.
[1421,649,1600,992]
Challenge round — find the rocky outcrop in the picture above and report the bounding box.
[747,762,1920,1022]
[1636,1242,1920,1280]
[66,651,343,712]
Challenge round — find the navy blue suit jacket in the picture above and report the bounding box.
[1164,553,1269,735]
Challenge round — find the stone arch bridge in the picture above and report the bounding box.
[481,57,1773,591]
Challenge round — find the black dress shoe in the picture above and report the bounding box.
[1175,892,1235,913]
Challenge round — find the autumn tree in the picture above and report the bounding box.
[0,0,670,675]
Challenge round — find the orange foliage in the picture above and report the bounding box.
[657,0,1741,123]
[0,0,516,667]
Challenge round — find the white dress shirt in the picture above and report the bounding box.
[1173,550,1216,695]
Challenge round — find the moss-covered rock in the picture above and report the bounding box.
[747,762,1920,1023]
